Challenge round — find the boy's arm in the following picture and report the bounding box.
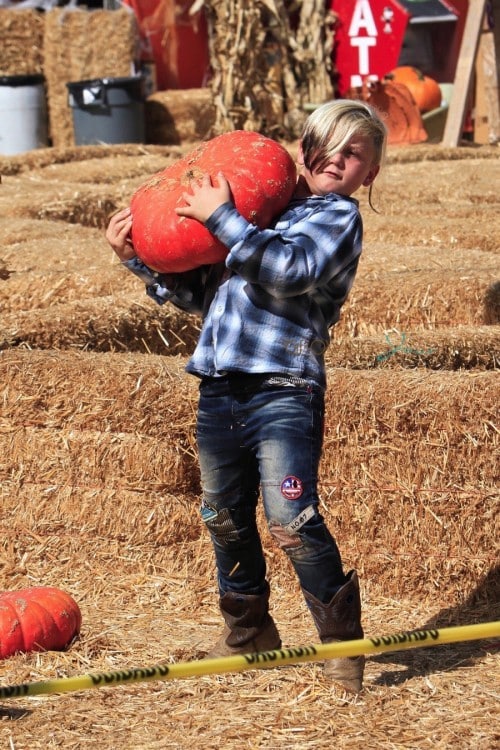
[106,208,206,315]
[205,199,362,298]
[123,256,207,315]
[172,173,360,297]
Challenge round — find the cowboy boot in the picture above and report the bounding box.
[302,570,365,693]
[206,583,281,658]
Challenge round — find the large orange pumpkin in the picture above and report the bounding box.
[0,587,82,659]
[130,130,297,273]
[384,67,442,113]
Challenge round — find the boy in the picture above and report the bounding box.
[107,100,387,693]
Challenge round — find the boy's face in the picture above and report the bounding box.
[298,134,380,198]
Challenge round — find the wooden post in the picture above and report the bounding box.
[442,0,488,147]
[474,5,500,143]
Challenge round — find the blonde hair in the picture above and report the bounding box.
[301,100,387,209]
[301,99,387,171]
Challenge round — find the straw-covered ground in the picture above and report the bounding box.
[0,139,499,749]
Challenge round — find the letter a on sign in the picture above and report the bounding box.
[348,0,377,37]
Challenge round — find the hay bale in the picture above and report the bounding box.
[339,270,496,334]
[361,152,500,256]
[1,225,124,280]
[3,352,493,493]
[0,216,202,356]
[43,8,140,148]
[318,369,498,596]
[1,350,497,600]
[0,150,184,228]
[1,264,138,314]
[0,169,125,226]
[1,350,195,437]
[1,216,75,246]
[483,281,500,324]
[145,89,216,144]
[357,242,494,279]
[320,369,498,489]
[28,152,174,185]
[0,295,200,355]
[0,137,499,750]
[1,349,199,490]
[0,8,44,75]
[0,143,184,176]
[0,221,127,301]
[326,326,500,370]
[0,481,200,547]
[2,426,196,494]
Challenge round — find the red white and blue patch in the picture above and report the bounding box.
[280,475,304,500]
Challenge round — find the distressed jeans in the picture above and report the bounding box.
[196,375,345,603]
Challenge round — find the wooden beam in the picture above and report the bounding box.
[474,8,500,143]
[442,0,488,147]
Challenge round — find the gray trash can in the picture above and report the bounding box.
[67,76,145,146]
[0,74,48,155]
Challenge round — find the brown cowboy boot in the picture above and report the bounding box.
[302,570,365,693]
[206,584,281,658]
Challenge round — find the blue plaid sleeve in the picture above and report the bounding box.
[205,196,362,298]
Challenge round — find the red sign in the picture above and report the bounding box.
[332,0,410,94]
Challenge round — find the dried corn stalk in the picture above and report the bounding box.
[202,0,336,138]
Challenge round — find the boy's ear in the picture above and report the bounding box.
[363,165,380,187]
[297,140,305,166]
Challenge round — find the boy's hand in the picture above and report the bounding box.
[176,172,232,223]
[106,207,136,261]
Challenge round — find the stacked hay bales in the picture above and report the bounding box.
[1,349,497,602]
[0,142,498,749]
[0,6,216,152]
[0,7,140,148]
[1,141,498,603]
[43,8,140,148]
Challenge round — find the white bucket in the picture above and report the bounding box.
[0,74,49,156]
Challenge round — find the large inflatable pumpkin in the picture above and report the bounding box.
[385,67,442,113]
[130,130,297,273]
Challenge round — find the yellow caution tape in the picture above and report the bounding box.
[1,620,498,699]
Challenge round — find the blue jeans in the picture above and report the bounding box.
[196,374,345,603]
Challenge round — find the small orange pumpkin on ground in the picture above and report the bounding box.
[384,66,442,113]
[0,586,82,659]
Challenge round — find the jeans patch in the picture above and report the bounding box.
[201,502,239,543]
[280,475,304,500]
[285,504,315,534]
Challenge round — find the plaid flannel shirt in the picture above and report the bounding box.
[124,192,363,389]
